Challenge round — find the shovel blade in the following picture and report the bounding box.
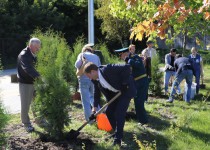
[67,129,80,140]
[200,84,206,89]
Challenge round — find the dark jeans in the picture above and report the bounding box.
[106,94,131,143]
[134,77,149,124]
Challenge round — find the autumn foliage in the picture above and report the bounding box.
[124,0,210,40]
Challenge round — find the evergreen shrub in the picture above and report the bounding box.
[0,103,9,147]
[69,36,86,93]
[0,59,9,146]
[149,54,163,96]
[95,42,118,64]
[32,30,71,139]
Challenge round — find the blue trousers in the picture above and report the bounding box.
[106,94,131,143]
[194,72,200,94]
[134,77,149,124]
[78,78,94,121]
[164,70,181,93]
[169,70,193,102]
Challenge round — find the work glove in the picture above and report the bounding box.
[89,111,96,121]
[167,65,175,71]
[171,67,175,71]
[120,84,128,93]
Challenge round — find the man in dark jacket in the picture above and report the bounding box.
[84,62,136,146]
[17,37,41,132]
[167,55,193,103]
[115,47,149,125]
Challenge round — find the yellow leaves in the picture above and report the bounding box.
[157,23,168,39]
[198,0,209,12]
[157,29,166,39]
[196,37,201,45]
[143,0,148,4]
[204,12,210,20]
[177,15,186,23]
[142,20,150,27]
[130,20,151,41]
[130,19,168,40]
[198,0,210,20]
[155,1,176,22]
[173,0,180,9]
[124,0,137,6]
[127,0,210,41]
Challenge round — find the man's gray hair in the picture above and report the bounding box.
[29,38,41,46]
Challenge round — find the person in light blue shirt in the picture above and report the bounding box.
[75,46,101,121]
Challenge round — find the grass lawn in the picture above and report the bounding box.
[3,65,210,150]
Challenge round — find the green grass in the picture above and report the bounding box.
[4,65,210,149]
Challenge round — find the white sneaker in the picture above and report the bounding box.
[166,99,173,103]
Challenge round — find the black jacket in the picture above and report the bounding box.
[17,47,40,84]
[92,64,136,107]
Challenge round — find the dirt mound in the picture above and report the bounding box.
[4,123,95,150]
[7,136,94,150]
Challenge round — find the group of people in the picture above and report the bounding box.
[17,37,204,147]
[164,47,204,103]
[76,41,155,146]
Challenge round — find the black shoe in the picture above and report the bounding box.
[104,133,115,141]
[138,122,149,128]
[24,125,34,133]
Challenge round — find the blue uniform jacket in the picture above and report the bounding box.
[188,54,201,75]
[127,54,147,79]
[92,64,136,107]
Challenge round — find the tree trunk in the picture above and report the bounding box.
[182,29,187,53]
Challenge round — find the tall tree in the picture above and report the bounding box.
[95,0,131,47]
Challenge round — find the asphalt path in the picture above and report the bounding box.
[0,69,20,114]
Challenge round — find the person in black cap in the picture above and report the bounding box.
[115,47,149,125]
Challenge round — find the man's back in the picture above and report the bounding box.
[175,57,191,68]
[83,52,101,67]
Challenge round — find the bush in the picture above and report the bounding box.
[95,42,118,64]
[0,102,9,147]
[149,54,163,96]
[32,30,71,139]
[67,36,86,93]
[0,58,9,146]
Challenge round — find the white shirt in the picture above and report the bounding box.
[98,70,119,92]
[142,47,157,58]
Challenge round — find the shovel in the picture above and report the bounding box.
[67,91,121,140]
[200,76,206,89]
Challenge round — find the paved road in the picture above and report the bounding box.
[0,69,20,114]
